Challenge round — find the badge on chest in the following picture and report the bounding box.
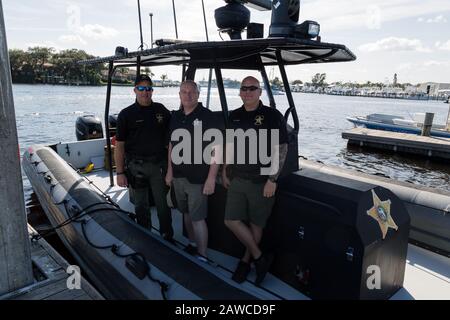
[156,113,164,123]
[255,115,264,126]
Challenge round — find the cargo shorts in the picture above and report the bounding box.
[224,177,275,228]
[172,177,208,222]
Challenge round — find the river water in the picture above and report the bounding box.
[14,84,450,197]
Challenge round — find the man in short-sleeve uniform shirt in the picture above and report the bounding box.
[223,76,288,285]
[115,75,173,241]
[166,80,220,261]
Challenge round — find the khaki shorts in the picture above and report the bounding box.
[224,177,275,228]
[172,177,208,222]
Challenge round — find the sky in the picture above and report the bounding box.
[3,0,450,85]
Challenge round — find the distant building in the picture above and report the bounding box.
[101,68,137,82]
[417,82,450,96]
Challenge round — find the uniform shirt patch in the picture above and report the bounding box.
[255,115,264,126]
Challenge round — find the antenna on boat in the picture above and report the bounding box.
[149,13,154,48]
[172,0,179,39]
[201,0,213,108]
[137,0,145,50]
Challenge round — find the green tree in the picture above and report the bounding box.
[142,67,154,78]
[28,46,55,82]
[270,76,282,88]
[311,73,327,88]
[9,49,33,83]
[52,49,105,85]
[160,73,168,87]
[292,79,303,85]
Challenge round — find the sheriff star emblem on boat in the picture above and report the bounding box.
[156,113,164,123]
[255,115,264,126]
[367,190,398,239]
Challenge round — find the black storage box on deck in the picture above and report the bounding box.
[264,170,410,300]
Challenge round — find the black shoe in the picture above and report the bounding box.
[162,234,176,245]
[254,253,274,286]
[195,254,208,263]
[183,244,198,255]
[232,261,251,284]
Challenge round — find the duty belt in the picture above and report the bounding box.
[126,154,161,163]
[233,170,267,183]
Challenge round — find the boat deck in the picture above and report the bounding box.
[84,169,450,300]
[1,225,103,300]
[342,128,450,160]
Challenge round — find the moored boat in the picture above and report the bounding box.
[347,113,450,138]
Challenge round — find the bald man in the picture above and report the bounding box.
[223,76,288,285]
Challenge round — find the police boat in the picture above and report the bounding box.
[22,0,450,300]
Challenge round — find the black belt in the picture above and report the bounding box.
[127,154,161,163]
[232,170,267,183]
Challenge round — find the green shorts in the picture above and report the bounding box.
[172,177,208,222]
[224,177,275,228]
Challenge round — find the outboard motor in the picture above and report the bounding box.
[108,113,119,137]
[75,115,104,141]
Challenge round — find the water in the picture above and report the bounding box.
[14,84,450,197]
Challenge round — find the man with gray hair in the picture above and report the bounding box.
[223,76,288,285]
[165,80,220,261]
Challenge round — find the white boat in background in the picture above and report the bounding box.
[347,113,450,138]
[271,87,285,95]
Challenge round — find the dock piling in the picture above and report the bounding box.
[0,0,34,296]
[446,105,450,132]
[421,112,434,137]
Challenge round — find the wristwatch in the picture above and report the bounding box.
[268,177,277,183]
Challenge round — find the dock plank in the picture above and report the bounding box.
[44,287,90,300]
[14,279,68,300]
[342,128,450,160]
[2,225,104,300]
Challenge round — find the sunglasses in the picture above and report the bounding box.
[240,86,260,92]
[136,86,153,92]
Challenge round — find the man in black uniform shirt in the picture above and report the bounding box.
[223,76,288,285]
[165,80,220,261]
[115,74,173,241]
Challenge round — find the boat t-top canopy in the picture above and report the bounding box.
[79,37,355,69]
[80,36,356,187]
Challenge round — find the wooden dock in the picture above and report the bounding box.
[0,225,103,300]
[342,128,450,160]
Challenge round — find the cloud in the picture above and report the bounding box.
[396,60,450,72]
[65,4,118,42]
[397,63,414,71]
[417,15,447,23]
[423,60,450,67]
[436,40,450,51]
[302,0,450,31]
[359,37,431,52]
[76,24,118,40]
[59,34,87,45]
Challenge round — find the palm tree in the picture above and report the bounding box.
[160,73,168,87]
[143,67,154,78]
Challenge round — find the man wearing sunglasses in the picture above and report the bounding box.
[115,74,174,242]
[223,76,288,285]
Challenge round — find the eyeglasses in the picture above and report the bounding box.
[136,86,153,92]
[240,86,260,92]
